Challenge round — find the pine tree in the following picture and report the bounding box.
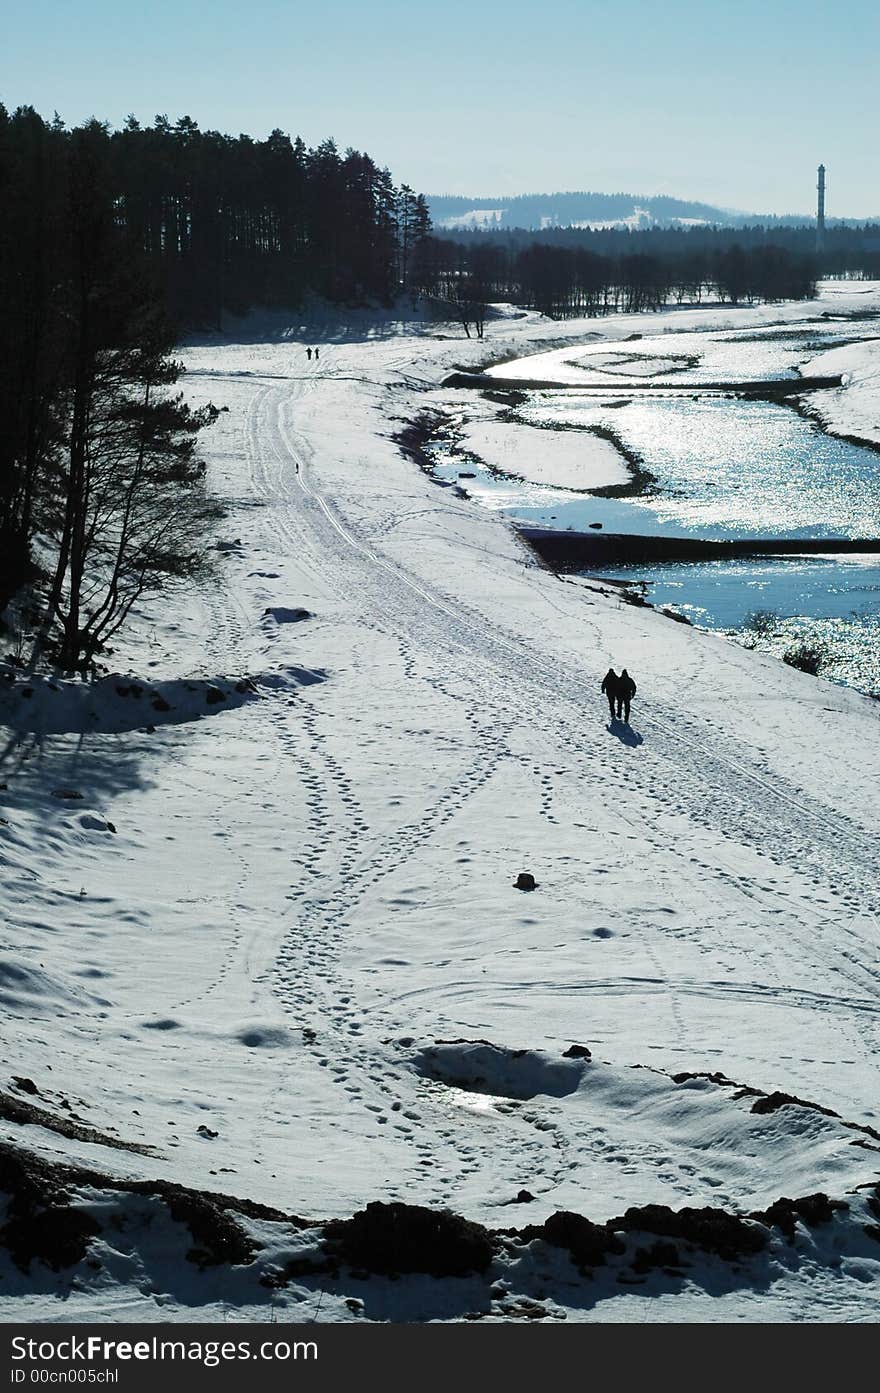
[44,122,218,670]
[0,105,68,612]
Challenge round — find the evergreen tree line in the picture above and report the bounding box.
[413,236,820,325]
[0,104,431,667]
[432,220,880,278]
[109,116,431,321]
[1,106,431,327]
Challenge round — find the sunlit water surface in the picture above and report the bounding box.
[430,319,880,691]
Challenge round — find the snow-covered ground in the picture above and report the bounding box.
[801,335,880,447]
[462,419,628,490]
[1,284,879,1322]
[434,209,505,230]
[430,392,631,491]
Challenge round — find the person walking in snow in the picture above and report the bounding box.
[314,347,319,361]
[616,669,637,723]
[601,667,620,720]
[306,347,312,361]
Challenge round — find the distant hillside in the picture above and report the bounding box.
[428,191,744,231]
[427,192,880,235]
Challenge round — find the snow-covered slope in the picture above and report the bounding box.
[1,285,879,1321]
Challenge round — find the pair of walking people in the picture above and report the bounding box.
[306,347,320,361]
[601,667,636,723]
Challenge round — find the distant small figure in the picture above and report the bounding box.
[306,347,312,361]
[314,347,319,361]
[601,667,619,720]
[616,669,637,723]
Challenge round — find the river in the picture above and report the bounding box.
[427,314,880,693]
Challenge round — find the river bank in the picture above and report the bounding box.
[417,290,880,692]
[519,529,880,567]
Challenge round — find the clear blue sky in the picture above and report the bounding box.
[3,0,878,214]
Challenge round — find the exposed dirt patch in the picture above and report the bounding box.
[0,1140,306,1275]
[0,1089,158,1156]
[513,1210,624,1271]
[0,1148,99,1273]
[324,1201,495,1278]
[672,1070,880,1143]
[752,1193,844,1239]
[608,1204,766,1262]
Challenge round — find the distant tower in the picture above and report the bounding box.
[816,164,826,254]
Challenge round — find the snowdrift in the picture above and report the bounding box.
[0,665,324,735]
[1,1136,878,1323]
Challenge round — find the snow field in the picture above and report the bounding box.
[1,285,879,1318]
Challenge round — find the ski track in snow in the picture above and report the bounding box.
[259,373,879,1004]
[208,353,879,1203]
